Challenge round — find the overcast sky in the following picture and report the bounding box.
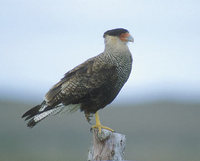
[0,0,200,102]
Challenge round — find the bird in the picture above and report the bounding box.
[22,28,134,133]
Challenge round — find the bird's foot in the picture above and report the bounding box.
[92,111,114,134]
[92,123,114,134]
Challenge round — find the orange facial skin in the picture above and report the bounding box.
[119,32,131,42]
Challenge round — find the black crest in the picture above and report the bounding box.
[103,28,129,38]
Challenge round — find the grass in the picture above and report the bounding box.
[0,99,200,161]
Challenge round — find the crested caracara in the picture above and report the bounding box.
[22,28,134,133]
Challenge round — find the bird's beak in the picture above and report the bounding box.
[120,33,134,43]
[127,34,134,42]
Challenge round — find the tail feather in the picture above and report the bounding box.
[27,109,56,128]
[22,101,64,128]
[27,119,37,128]
[22,104,41,119]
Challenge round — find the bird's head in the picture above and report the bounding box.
[103,28,134,45]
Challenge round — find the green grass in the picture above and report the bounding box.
[0,100,200,161]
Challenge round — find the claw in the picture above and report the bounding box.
[92,124,114,134]
[92,111,114,134]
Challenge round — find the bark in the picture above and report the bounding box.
[88,129,126,161]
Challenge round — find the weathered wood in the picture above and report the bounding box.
[88,129,126,161]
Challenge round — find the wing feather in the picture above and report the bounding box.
[45,57,117,107]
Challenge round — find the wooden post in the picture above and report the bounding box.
[88,129,126,161]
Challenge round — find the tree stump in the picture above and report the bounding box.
[88,129,126,161]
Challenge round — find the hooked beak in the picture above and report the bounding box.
[119,32,134,43]
[127,34,134,42]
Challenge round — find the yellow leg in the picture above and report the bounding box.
[92,111,114,134]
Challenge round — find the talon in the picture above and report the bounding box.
[92,112,114,134]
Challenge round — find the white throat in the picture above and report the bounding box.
[104,35,128,52]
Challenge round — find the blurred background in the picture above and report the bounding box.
[0,0,200,161]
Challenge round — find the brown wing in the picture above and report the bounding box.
[45,57,118,107]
